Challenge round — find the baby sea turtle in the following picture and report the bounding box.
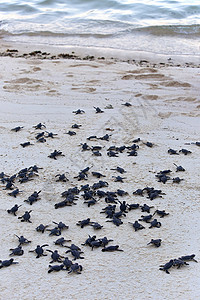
[105,195,118,204]
[133,189,144,196]
[7,204,22,216]
[179,148,191,155]
[91,146,103,151]
[48,150,65,160]
[106,216,123,226]
[20,142,33,148]
[173,259,189,269]
[128,203,140,210]
[82,190,95,200]
[127,144,139,150]
[111,166,126,174]
[139,214,153,223]
[11,126,24,132]
[65,249,84,260]
[15,235,31,246]
[147,239,162,247]
[99,134,111,141]
[140,204,154,213]
[63,257,73,270]
[127,150,138,156]
[65,244,81,251]
[84,199,98,207]
[118,200,128,212]
[113,211,126,219]
[47,249,64,263]
[0,258,18,269]
[68,263,82,274]
[54,237,71,247]
[18,210,32,223]
[33,123,46,129]
[178,254,197,263]
[168,149,179,155]
[45,131,58,138]
[82,235,97,247]
[8,188,22,198]
[143,142,154,148]
[29,244,49,258]
[153,210,169,218]
[121,102,132,107]
[174,163,185,172]
[65,130,76,136]
[100,237,114,247]
[81,143,90,151]
[147,189,163,200]
[46,227,61,236]
[87,135,98,140]
[159,259,174,274]
[92,172,106,178]
[35,132,45,140]
[9,246,24,256]
[73,109,85,114]
[36,224,49,233]
[107,150,118,157]
[102,245,123,252]
[92,150,102,156]
[172,177,184,183]
[90,240,102,250]
[117,189,128,197]
[37,137,46,143]
[116,145,126,153]
[76,218,91,228]
[90,222,103,230]
[24,191,41,205]
[149,219,161,228]
[94,107,104,113]
[156,174,171,184]
[52,221,69,231]
[48,264,64,273]
[4,181,15,190]
[129,221,145,231]
[133,138,141,143]
[71,124,82,129]
[92,180,109,189]
[112,176,126,182]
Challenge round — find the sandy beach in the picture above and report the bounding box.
[0,42,199,300]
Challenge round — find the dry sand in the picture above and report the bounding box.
[0,42,200,300]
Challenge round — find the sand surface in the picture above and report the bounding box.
[0,43,200,300]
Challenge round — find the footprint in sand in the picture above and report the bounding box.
[160,80,191,87]
[122,73,166,81]
[3,77,57,93]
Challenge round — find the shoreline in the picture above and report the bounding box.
[0,40,200,68]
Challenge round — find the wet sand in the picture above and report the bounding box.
[0,43,200,300]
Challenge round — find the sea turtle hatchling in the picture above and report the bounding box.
[48,264,64,273]
[159,259,174,274]
[18,210,32,223]
[68,263,83,274]
[147,239,162,247]
[128,221,145,231]
[15,235,31,246]
[0,258,18,269]
[29,244,49,258]
[9,246,24,256]
[7,204,22,216]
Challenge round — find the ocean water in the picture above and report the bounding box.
[0,0,200,56]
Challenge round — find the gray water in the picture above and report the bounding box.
[0,0,200,56]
